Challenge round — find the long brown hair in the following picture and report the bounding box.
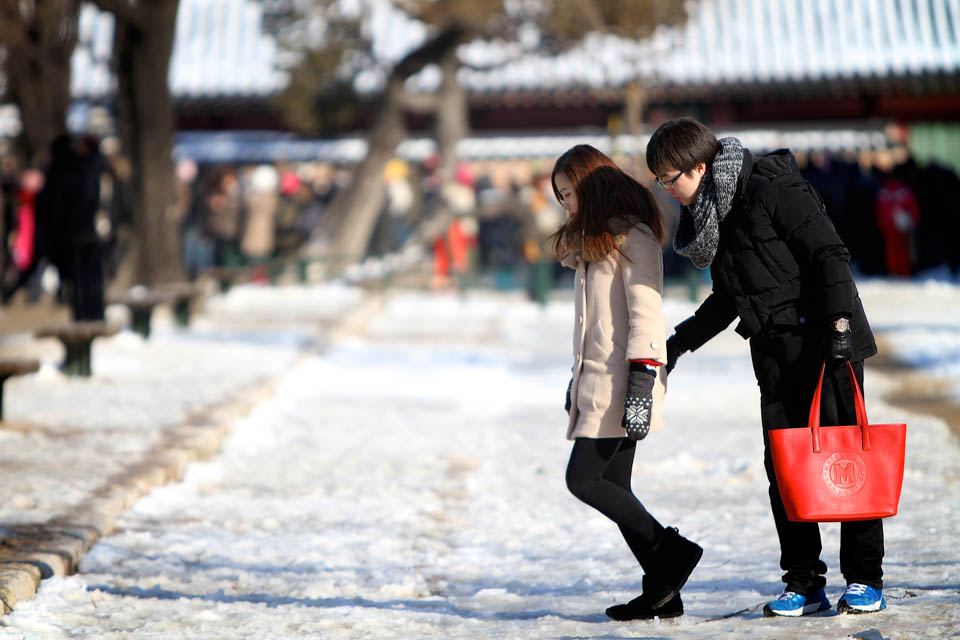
[548,145,664,263]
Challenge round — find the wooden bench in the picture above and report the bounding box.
[154,282,204,328]
[0,358,40,421]
[34,322,119,377]
[109,283,206,337]
[107,288,178,338]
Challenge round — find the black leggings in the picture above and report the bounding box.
[566,437,665,569]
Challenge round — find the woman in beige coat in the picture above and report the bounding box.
[549,145,702,621]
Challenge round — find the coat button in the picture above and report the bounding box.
[579,314,583,323]
[650,341,659,350]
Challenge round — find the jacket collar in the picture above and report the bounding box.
[735,148,755,202]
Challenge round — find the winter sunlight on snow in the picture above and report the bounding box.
[0,281,958,639]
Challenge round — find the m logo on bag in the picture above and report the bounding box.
[823,452,867,496]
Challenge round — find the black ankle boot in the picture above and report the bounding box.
[642,526,703,608]
[606,592,684,621]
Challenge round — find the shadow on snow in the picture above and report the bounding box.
[84,583,611,624]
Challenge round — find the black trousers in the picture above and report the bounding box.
[566,437,665,571]
[68,243,105,321]
[751,329,884,594]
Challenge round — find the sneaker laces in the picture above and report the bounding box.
[844,583,869,596]
[776,591,799,601]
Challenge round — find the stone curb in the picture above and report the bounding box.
[0,373,278,616]
[0,291,383,616]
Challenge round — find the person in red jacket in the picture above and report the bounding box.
[874,177,920,277]
[1,169,42,302]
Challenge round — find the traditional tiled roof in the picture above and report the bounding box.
[455,0,960,95]
[64,0,960,101]
[658,0,960,86]
[70,0,287,100]
[1,1,956,140]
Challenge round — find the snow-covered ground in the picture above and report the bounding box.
[859,279,960,403]
[0,279,958,639]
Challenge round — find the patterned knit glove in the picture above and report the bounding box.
[621,363,656,441]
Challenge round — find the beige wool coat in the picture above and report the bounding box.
[562,223,668,440]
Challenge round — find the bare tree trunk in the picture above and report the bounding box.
[622,80,646,175]
[313,25,467,272]
[623,81,645,138]
[107,1,183,287]
[0,1,78,166]
[435,47,468,183]
[402,46,469,249]
[6,54,72,166]
[324,78,406,268]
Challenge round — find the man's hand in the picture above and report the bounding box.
[622,364,656,440]
[666,335,687,375]
[826,316,853,363]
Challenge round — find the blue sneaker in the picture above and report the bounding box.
[763,588,831,617]
[837,583,886,614]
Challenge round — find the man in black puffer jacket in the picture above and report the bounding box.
[646,118,885,617]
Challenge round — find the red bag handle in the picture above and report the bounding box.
[807,360,870,453]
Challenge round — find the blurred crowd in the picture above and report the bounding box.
[797,148,960,278]
[177,152,568,299]
[410,156,567,295]
[177,159,341,279]
[2,136,959,319]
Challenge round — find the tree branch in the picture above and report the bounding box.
[87,0,146,28]
[391,23,469,80]
[580,0,605,35]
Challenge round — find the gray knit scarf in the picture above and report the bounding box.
[673,137,745,269]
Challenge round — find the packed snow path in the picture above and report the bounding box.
[1,286,958,639]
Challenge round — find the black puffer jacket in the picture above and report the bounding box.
[674,149,877,361]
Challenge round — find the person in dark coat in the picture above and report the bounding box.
[645,118,885,617]
[34,133,105,321]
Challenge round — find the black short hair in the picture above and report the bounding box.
[646,117,720,176]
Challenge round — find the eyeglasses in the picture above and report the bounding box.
[654,171,684,188]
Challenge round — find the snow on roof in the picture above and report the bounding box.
[70,0,288,99]
[454,0,960,93]
[63,0,960,101]
[1,0,955,138]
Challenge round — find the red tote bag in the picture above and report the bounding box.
[769,361,906,523]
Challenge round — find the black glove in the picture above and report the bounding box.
[621,363,656,440]
[665,335,687,375]
[826,316,853,363]
[565,378,572,414]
